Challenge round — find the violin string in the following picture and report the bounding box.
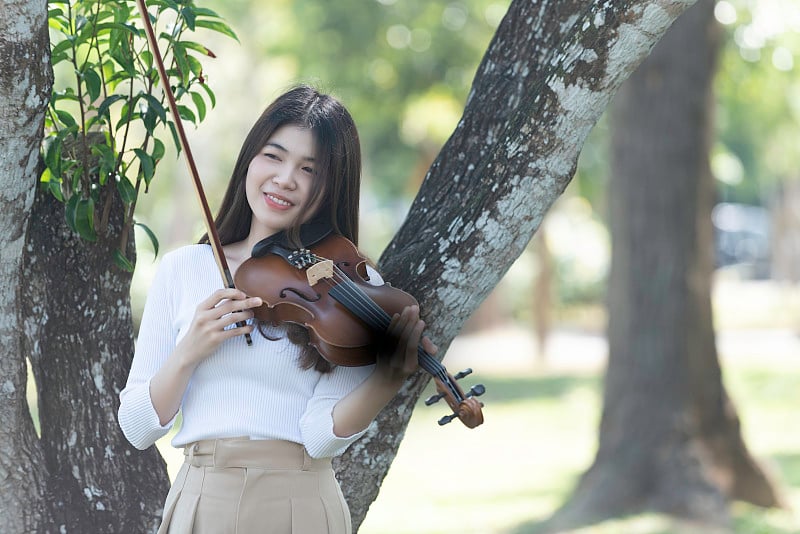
[309,255,458,398]
[309,258,434,356]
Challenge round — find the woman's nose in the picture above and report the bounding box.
[272,168,296,190]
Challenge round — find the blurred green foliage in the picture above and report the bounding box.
[216,0,510,200]
[130,0,799,320]
[713,0,800,204]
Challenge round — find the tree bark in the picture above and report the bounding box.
[21,181,170,532]
[0,1,53,531]
[545,0,783,530]
[335,0,698,529]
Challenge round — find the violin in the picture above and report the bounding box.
[234,233,486,429]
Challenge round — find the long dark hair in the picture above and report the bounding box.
[202,85,363,372]
[202,84,362,248]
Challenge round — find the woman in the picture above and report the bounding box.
[118,85,435,533]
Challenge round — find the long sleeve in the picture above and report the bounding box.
[299,363,375,458]
[300,264,384,459]
[118,252,179,450]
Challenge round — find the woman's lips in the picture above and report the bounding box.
[264,192,294,210]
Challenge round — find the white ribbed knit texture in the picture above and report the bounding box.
[118,244,378,459]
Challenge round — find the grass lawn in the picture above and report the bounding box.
[353,329,800,534]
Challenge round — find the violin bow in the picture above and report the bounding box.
[134,0,252,345]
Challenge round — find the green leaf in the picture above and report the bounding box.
[191,7,222,18]
[75,197,97,241]
[134,148,155,184]
[190,91,206,122]
[152,138,166,162]
[140,50,153,70]
[193,19,239,42]
[167,121,182,154]
[199,82,216,108]
[84,69,102,103]
[181,40,216,58]
[142,93,167,122]
[186,54,203,77]
[115,175,137,205]
[43,136,61,176]
[171,42,191,84]
[91,143,117,177]
[113,249,135,272]
[180,6,196,30]
[51,39,73,59]
[135,221,160,258]
[177,104,196,124]
[75,15,88,32]
[65,194,80,233]
[48,178,65,202]
[96,94,124,120]
[55,109,77,130]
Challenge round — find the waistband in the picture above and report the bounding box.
[183,437,331,471]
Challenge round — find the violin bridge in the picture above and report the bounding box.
[306,260,334,286]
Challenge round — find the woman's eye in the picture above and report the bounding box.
[302,166,315,174]
[264,152,279,160]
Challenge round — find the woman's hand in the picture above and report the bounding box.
[331,304,437,437]
[176,288,262,368]
[374,305,437,388]
[149,288,262,426]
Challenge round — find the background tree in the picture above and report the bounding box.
[544,0,783,530]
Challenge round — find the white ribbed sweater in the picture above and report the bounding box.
[118,244,377,459]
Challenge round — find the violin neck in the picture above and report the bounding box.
[326,275,460,399]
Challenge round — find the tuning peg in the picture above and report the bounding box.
[438,413,458,426]
[425,392,446,406]
[468,384,486,398]
[453,368,473,380]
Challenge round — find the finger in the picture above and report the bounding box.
[398,304,421,337]
[393,315,423,367]
[218,309,256,328]
[421,335,438,356]
[216,296,263,317]
[199,288,248,310]
[219,321,255,341]
[386,306,412,338]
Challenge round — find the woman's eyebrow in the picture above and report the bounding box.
[265,142,315,162]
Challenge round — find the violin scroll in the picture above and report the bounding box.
[425,368,485,429]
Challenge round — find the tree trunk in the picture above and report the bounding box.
[335,0,698,529]
[21,180,170,532]
[0,1,53,531]
[545,1,783,530]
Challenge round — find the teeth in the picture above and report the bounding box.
[267,194,291,207]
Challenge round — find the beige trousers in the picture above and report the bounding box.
[157,438,352,534]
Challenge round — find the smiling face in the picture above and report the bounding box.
[244,124,321,241]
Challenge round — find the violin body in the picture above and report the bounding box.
[234,233,485,428]
[235,235,414,367]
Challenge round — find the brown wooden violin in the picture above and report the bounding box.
[234,233,486,429]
